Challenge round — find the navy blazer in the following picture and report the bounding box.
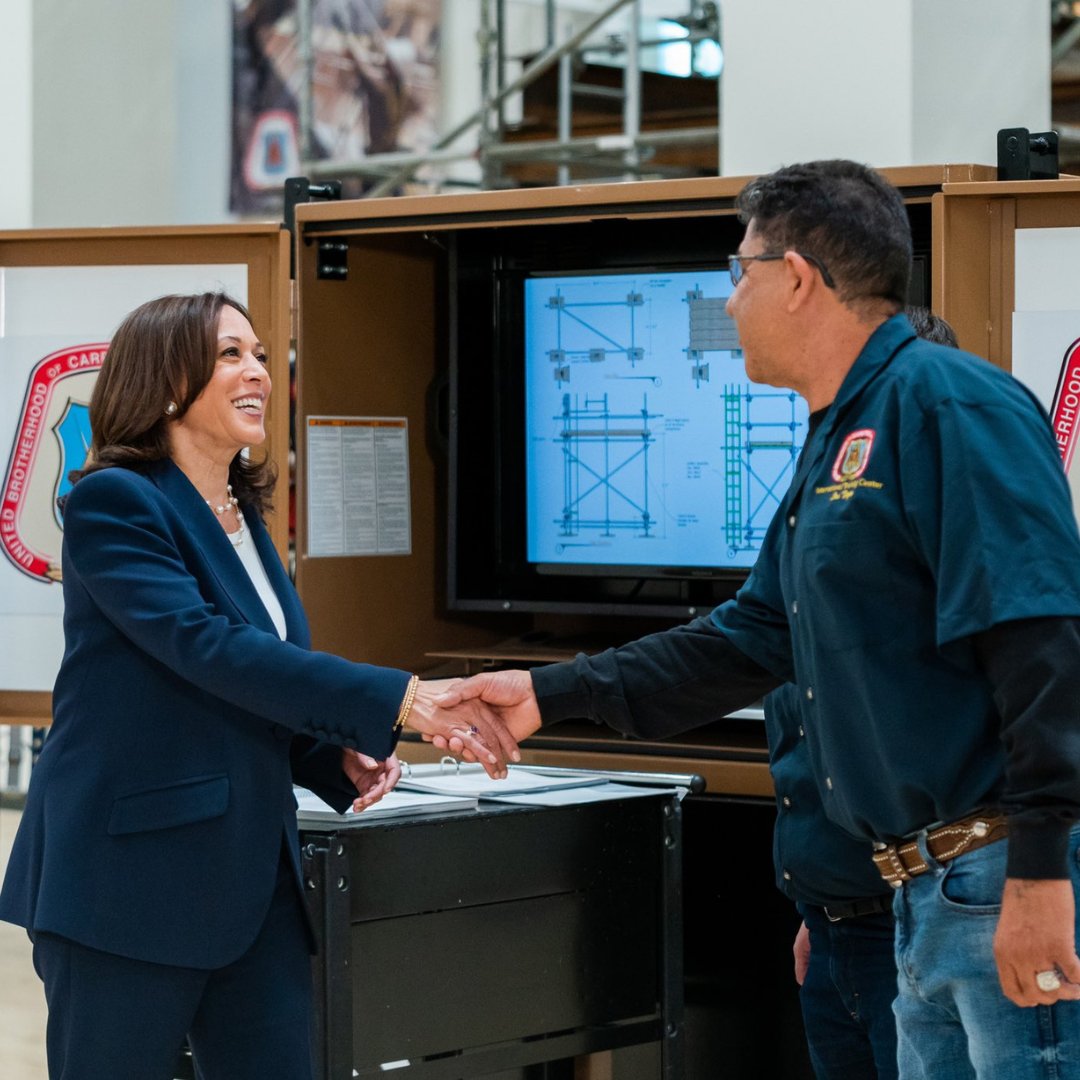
[0,459,409,969]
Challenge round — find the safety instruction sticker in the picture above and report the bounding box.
[305,416,411,557]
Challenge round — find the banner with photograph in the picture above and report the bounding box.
[231,0,441,214]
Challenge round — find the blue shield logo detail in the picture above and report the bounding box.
[52,399,93,527]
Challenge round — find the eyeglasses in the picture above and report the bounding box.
[728,251,836,290]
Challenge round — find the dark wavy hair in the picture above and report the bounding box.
[735,160,912,313]
[906,306,958,348]
[73,292,276,514]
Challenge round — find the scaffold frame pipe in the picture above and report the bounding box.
[361,0,638,197]
[303,125,720,179]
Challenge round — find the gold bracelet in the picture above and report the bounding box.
[393,674,420,732]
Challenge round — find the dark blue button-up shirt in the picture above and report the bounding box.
[765,683,889,905]
[715,314,1080,852]
[534,313,1080,885]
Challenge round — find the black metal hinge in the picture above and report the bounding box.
[283,177,344,280]
[998,127,1059,181]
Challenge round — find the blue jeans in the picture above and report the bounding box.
[893,825,1080,1079]
[799,904,900,1079]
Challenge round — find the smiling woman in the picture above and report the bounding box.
[173,308,267,465]
[166,302,272,541]
[74,293,278,518]
[0,292,520,1080]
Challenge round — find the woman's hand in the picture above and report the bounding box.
[342,750,402,812]
[404,679,521,779]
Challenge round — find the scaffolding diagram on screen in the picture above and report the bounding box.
[552,391,659,544]
[540,278,741,390]
[524,270,808,571]
[721,384,804,557]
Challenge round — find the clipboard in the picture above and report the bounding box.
[294,785,477,826]
[395,760,607,800]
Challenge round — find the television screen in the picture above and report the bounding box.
[523,269,809,576]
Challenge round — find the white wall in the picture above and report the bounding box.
[722,0,911,176]
[19,0,233,228]
[173,0,234,224]
[911,0,1049,165]
[0,0,33,228]
[32,0,179,227]
[721,0,1047,176]
[0,0,1056,228]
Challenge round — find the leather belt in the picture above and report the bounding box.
[872,810,1008,889]
[821,894,894,922]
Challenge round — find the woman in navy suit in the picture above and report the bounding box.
[0,292,517,1079]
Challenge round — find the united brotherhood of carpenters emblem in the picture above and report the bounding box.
[831,428,875,483]
[1,344,107,583]
[1051,336,1080,470]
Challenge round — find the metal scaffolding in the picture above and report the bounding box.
[296,0,722,195]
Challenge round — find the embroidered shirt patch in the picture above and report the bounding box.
[831,429,875,483]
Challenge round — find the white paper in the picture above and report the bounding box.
[396,762,606,800]
[306,417,411,557]
[486,781,682,807]
[294,785,476,824]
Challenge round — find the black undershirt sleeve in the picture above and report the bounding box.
[973,616,1080,879]
[530,615,782,741]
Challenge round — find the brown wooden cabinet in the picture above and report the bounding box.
[291,165,1006,795]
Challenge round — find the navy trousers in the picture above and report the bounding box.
[798,904,900,1080]
[32,854,314,1080]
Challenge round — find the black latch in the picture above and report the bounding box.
[283,176,343,279]
[997,128,1059,181]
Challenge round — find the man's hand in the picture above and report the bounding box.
[793,920,811,986]
[427,670,543,758]
[342,750,401,812]
[994,878,1080,1005]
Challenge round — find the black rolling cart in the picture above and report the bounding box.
[299,781,686,1080]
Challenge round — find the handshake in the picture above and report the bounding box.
[343,670,541,812]
[407,671,542,777]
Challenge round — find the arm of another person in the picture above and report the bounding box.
[63,469,512,771]
[436,581,790,745]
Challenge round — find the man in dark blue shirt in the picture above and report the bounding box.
[438,161,1080,1078]
[772,309,958,1080]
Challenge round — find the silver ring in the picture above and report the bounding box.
[469,724,479,735]
[1036,969,1062,992]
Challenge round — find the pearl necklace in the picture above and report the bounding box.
[206,484,246,545]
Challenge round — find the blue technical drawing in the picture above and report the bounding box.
[555,392,659,542]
